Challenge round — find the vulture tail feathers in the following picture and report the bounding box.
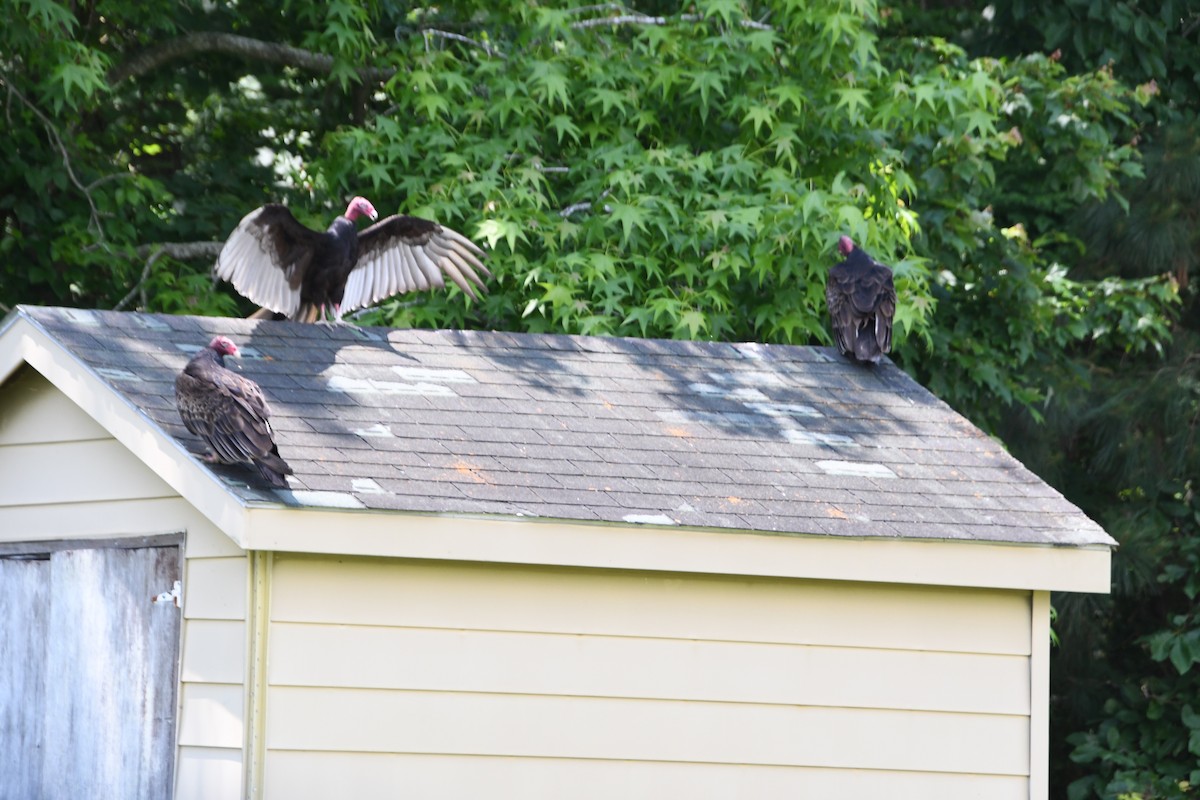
[852,325,883,364]
[254,447,294,489]
[295,304,321,324]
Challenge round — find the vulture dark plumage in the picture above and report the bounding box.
[825,235,897,364]
[175,336,293,489]
[215,196,489,324]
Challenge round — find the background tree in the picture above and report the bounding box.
[888,2,1200,797]
[1,1,1191,795]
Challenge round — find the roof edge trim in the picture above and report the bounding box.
[244,507,1112,593]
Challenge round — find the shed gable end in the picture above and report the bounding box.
[0,367,177,541]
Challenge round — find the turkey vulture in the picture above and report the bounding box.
[825,235,897,364]
[215,196,489,324]
[175,336,293,488]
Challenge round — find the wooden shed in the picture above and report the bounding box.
[0,305,1113,800]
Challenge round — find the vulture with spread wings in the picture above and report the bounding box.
[215,196,489,324]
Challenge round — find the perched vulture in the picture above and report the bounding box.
[215,196,489,324]
[175,336,293,489]
[825,235,897,364]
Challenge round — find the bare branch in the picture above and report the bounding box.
[560,201,593,218]
[1183,12,1200,39]
[117,241,225,312]
[108,32,396,85]
[571,12,773,31]
[85,172,138,192]
[680,14,774,31]
[422,29,506,59]
[115,249,164,311]
[571,14,667,29]
[134,241,224,260]
[561,190,612,218]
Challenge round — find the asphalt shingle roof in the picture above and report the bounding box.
[11,306,1114,547]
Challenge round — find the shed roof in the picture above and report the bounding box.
[2,305,1112,548]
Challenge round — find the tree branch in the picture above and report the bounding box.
[116,241,225,312]
[108,32,397,85]
[571,14,668,29]
[1183,12,1200,39]
[421,29,506,59]
[115,249,163,311]
[134,241,224,260]
[571,12,772,31]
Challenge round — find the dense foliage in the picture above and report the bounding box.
[2,0,1195,795]
[897,2,1200,798]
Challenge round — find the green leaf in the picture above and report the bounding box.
[834,88,870,122]
[676,309,708,338]
[476,219,528,254]
[608,202,649,245]
[1183,704,1200,730]
[742,105,775,136]
[548,115,581,145]
[528,60,571,111]
[688,71,726,116]
[1169,639,1195,675]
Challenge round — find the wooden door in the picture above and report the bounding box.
[0,540,182,800]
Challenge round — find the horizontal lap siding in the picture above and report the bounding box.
[269,624,1030,715]
[271,556,1032,655]
[0,371,247,800]
[0,440,176,506]
[266,752,1029,800]
[174,747,244,800]
[265,555,1033,798]
[267,687,1029,774]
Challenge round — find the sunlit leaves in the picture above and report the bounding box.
[0,0,1174,383]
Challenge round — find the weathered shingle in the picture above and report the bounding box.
[15,305,1114,547]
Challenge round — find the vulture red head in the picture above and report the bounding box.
[208,336,239,357]
[837,235,855,256]
[345,196,379,222]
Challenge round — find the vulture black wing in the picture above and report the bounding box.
[826,248,896,363]
[215,204,325,318]
[174,353,292,488]
[344,215,490,310]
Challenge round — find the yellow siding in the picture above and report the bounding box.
[266,751,1029,800]
[0,370,247,800]
[177,683,245,749]
[0,365,110,444]
[271,556,1032,654]
[269,623,1029,715]
[267,687,1028,773]
[0,497,243,551]
[0,439,175,506]
[265,555,1035,796]
[174,747,244,800]
[181,620,246,685]
[184,557,249,621]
